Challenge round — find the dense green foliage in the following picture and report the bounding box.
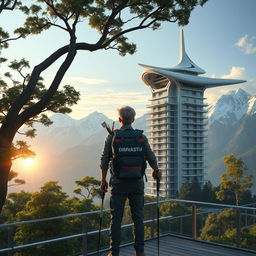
[0,173,256,254]
[0,177,107,255]
[200,208,256,250]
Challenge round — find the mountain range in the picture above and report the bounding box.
[12,88,256,194]
[207,88,256,192]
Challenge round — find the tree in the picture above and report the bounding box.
[200,209,256,249]
[14,181,73,256]
[201,181,216,203]
[0,190,32,249]
[216,154,253,206]
[0,58,80,212]
[73,176,101,200]
[0,0,208,211]
[8,170,25,187]
[200,208,236,243]
[160,201,191,235]
[178,179,202,201]
[0,1,29,52]
[0,0,21,48]
[2,190,32,220]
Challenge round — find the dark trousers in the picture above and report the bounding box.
[109,179,144,255]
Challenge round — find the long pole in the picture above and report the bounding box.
[156,178,160,256]
[97,192,105,256]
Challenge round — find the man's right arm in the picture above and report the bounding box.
[100,134,113,192]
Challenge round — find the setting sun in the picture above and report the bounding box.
[23,158,35,167]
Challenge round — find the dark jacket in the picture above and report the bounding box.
[100,125,157,177]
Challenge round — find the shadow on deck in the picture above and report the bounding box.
[90,235,255,256]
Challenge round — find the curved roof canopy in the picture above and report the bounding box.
[140,30,246,91]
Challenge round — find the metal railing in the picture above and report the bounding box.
[0,199,256,255]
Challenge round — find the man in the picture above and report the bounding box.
[100,106,161,256]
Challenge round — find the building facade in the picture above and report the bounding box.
[140,30,245,198]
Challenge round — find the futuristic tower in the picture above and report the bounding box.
[140,30,246,198]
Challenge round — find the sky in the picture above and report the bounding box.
[0,0,256,120]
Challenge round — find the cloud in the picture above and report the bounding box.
[205,66,249,105]
[63,76,109,85]
[242,79,256,95]
[69,91,150,120]
[235,34,256,55]
[83,91,149,105]
[221,66,247,79]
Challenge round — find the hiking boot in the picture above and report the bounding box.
[136,252,146,256]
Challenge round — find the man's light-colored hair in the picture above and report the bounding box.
[118,106,136,125]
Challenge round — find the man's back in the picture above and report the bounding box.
[111,128,147,180]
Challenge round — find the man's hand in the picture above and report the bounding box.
[152,169,161,180]
[100,180,108,193]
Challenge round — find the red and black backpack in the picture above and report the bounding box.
[111,129,147,179]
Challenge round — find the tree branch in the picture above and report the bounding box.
[43,0,72,33]
[3,3,175,136]
[0,0,17,13]
[17,35,77,126]
[102,17,159,48]
[0,34,23,43]
[47,21,68,32]
[139,6,163,27]
[122,14,141,25]
[96,0,129,46]
[99,4,172,50]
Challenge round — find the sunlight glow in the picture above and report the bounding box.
[23,158,35,167]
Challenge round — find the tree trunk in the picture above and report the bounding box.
[0,122,18,212]
[0,146,12,212]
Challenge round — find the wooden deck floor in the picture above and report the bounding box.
[89,235,255,256]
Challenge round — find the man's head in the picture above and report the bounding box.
[117,106,136,126]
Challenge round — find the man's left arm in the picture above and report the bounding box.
[143,135,162,180]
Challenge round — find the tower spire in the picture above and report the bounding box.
[174,29,206,75]
[179,29,186,63]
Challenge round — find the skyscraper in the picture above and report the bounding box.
[140,30,245,198]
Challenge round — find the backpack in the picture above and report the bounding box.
[111,129,147,179]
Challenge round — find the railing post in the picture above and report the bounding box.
[236,209,241,248]
[82,216,88,256]
[8,227,14,256]
[192,204,197,240]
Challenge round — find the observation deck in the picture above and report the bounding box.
[90,235,254,256]
[1,199,255,256]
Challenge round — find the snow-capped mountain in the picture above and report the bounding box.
[207,88,256,192]
[49,113,77,127]
[208,88,251,125]
[36,111,113,137]
[247,96,256,115]
[26,112,114,155]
